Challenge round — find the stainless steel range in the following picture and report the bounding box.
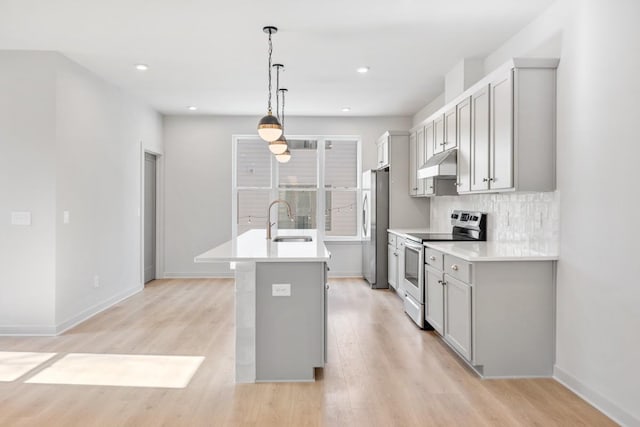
[403,210,487,328]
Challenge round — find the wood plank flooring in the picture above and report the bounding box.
[0,278,615,426]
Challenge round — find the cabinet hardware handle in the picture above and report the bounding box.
[412,187,418,190]
[440,142,446,146]
[326,284,330,290]
[437,280,443,284]
[483,178,489,182]
[442,281,447,286]
[429,186,434,189]
[455,182,462,186]
[489,177,494,181]
[429,256,436,261]
[451,264,459,271]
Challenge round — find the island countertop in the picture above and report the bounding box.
[194,229,331,263]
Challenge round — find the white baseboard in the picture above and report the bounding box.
[55,284,144,335]
[163,272,233,278]
[328,272,363,278]
[554,365,639,426]
[0,324,57,336]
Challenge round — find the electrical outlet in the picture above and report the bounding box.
[93,275,100,288]
[272,283,291,297]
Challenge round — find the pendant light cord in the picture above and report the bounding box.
[281,90,285,130]
[275,65,280,120]
[267,31,273,114]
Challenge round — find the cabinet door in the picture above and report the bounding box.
[387,244,397,289]
[444,106,457,150]
[425,121,435,160]
[490,70,514,190]
[416,127,426,195]
[397,239,405,294]
[425,267,444,335]
[382,140,389,167]
[434,115,445,154]
[444,275,472,361]
[471,85,490,191]
[408,132,418,195]
[377,143,384,169]
[456,97,472,193]
[424,177,435,196]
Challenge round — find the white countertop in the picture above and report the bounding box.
[387,228,448,239]
[194,229,330,263]
[424,241,559,262]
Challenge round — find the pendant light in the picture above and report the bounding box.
[269,64,288,155]
[257,26,283,142]
[275,87,291,163]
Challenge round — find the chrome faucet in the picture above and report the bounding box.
[266,199,294,240]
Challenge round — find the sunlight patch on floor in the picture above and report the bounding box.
[25,353,204,388]
[0,351,57,381]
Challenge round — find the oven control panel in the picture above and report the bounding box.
[450,210,485,228]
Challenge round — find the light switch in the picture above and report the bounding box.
[272,283,291,297]
[11,211,31,226]
[63,211,70,224]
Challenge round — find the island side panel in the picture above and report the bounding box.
[255,262,325,382]
[235,261,257,383]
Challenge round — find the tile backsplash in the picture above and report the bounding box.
[430,191,559,250]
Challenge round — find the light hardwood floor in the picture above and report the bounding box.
[0,278,615,426]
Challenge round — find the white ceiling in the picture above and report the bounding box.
[0,0,554,116]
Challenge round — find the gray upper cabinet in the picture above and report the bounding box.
[489,71,514,190]
[470,85,490,192]
[456,96,472,193]
[416,127,426,196]
[425,120,435,160]
[408,131,418,196]
[443,106,457,151]
[433,114,445,154]
[415,58,558,195]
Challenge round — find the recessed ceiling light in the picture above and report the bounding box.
[356,66,370,74]
[135,64,149,71]
[187,106,197,111]
[341,107,351,112]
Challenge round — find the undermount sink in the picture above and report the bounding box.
[273,235,313,242]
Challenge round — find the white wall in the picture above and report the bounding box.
[54,54,162,331]
[422,1,640,424]
[162,115,413,277]
[0,51,57,333]
[0,51,162,334]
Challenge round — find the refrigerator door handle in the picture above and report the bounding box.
[362,194,368,236]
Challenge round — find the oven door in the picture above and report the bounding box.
[403,239,424,304]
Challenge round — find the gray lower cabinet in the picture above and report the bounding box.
[424,247,555,378]
[425,266,444,335]
[387,243,397,289]
[443,274,472,361]
[255,262,327,381]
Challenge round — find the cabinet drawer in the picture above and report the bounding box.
[424,248,444,270]
[444,254,471,283]
[388,233,397,247]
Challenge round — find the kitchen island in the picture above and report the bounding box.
[195,229,330,383]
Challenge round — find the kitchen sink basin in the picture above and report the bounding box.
[273,235,313,242]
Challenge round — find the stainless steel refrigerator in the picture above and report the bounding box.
[361,169,389,289]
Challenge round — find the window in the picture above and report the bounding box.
[233,135,361,239]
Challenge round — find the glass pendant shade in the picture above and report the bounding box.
[269,135,288,154]
[257,112,282,142]
[275,148,291,163]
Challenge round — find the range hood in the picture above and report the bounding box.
[417,148,457,179]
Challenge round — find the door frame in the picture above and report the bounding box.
[140,144,164,285]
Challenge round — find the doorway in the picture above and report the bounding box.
[144,152,157,283]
